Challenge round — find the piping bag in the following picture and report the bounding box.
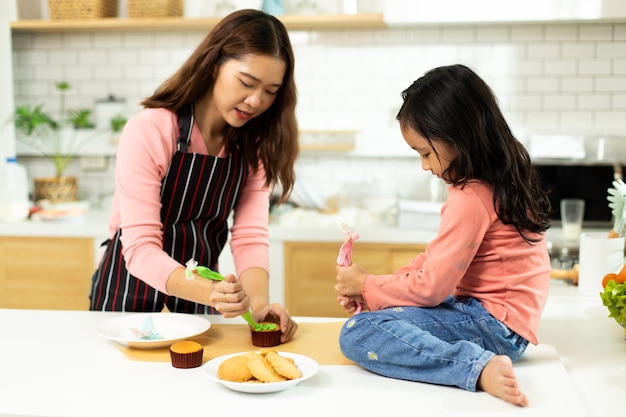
[607,178,626,238]
[337,223,362,314]
[184,259,277,331]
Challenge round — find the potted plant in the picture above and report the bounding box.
[13,81,102,203]
[108,114,127,145]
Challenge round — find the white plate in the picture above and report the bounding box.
[31,200,90,222]
[202,351,319,393]
[96,313,211,349]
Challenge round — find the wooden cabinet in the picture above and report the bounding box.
[284,242,426,317]
[0,236,94,310]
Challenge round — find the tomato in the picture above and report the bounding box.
[602,273,618,288]
[602,266,626,288]
[617,266,626,285]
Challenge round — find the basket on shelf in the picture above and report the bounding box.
[127,0,183,18]
[48,0,117,19]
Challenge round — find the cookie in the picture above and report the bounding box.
[217,355,253,382]
[247,353,286,383]
[265,351,302,380]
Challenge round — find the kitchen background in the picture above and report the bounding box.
[3,0,626,225]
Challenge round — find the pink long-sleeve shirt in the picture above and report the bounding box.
[107,108,270,294]
[362,180,551,344]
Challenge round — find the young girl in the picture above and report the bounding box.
[335,64,552,406]
[90,9,298,342]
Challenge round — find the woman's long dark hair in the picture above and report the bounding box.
[396,64,551,243]
[141,9,298,203]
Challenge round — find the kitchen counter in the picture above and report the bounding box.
[0,207,597,245]
[537,284,626,416]
[0,284,622,416]
[0,208,438,243]
[0,209,111,238]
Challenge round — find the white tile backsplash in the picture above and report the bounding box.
[614,94,626,107]
[580,24,614,40]
[11,20,626,205]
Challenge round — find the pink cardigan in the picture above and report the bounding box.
[362,181,551,344]
[107,108,270,294]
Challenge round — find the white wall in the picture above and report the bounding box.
[0,1,17,162]
[11,23,626,137]
[8,10,626,206]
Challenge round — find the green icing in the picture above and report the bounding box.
[259,322,278,331]
[194,266,225,281]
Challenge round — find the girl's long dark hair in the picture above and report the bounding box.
[397,64,551,243]
[141,9,298,203]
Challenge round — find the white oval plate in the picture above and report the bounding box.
[202,351,319,393]
[96,313,211,349]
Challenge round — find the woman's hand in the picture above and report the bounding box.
[251,303,298,343]
[167,267,250,313]
[221,272,297,343]
[167,266,297,341]
[215,273,250,317]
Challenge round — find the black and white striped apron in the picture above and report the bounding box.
[89,105,248,313]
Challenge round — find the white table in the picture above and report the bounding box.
[0,284,621,417]
[536,283,626,417]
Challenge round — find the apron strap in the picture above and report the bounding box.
[176,104,194,152]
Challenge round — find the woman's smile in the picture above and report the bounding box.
[235,108,252,120]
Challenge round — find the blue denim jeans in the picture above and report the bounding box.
[339,296,529,391]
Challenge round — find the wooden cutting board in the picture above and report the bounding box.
[115,321,355,365]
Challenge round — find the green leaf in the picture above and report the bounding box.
[600,280,626,327]
[14,104,56,135]
[109,114,127,132]
[67,109,93,128]
[55,81,70,91]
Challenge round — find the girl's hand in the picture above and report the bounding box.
[336,294,366,314]
[335,263,368,297]
[335,263,368,314]
[252,303,298,343]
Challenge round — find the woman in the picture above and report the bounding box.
[90,9,298,342]
[335,64,552,405]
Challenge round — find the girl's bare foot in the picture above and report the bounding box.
[477,355,528,407]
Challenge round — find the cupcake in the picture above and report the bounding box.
[250,322,282,347]
[169,340,204,368]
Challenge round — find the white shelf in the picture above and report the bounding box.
[10,13,386,33]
